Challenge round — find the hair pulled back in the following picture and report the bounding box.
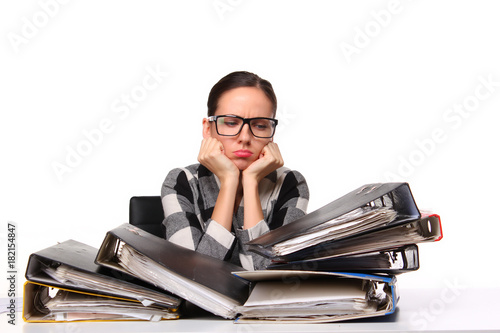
[207,71,277,117]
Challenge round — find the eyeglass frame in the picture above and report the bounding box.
[207,115,278,138]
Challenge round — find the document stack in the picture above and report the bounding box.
[22,240,181,322]
[235,182,443,323]
[22,182,442,324]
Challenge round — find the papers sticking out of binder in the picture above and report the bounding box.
[23,239,180,322]
[268,244,419,274]
[23,282,178,322]
[271,206,398,257]
[277,214,442,263]
[95,224,250,319]
[246,183,442,262]
[232,270,398,323]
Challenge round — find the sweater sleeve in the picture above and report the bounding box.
[235,170,309,270]
[161,167,235,261]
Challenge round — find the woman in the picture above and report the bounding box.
[161,71,309,270]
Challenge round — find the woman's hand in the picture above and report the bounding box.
[198,137,240,184]
[241,142,283,230]
[198,137,240,232]
[242,142,284,186]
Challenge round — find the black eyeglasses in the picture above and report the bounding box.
[207,115,278,138]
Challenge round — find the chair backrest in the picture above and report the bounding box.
[129,196,164,238]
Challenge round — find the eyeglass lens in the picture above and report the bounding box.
[216,116,276,138]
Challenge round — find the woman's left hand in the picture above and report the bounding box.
[242,142,284,185]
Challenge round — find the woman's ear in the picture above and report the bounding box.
[202,118,212,139]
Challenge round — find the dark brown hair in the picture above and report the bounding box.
[207,71,277,117]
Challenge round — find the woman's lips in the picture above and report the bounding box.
[234,150,253,158]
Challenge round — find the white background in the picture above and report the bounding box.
[1,0,499,307]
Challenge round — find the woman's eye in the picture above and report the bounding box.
[252,122,270,130]
[218,117,240,127]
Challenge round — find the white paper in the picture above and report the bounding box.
[244,278,366,307]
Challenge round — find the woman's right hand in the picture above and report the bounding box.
[198,138,240,183]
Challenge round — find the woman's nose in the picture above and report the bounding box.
[238,123,253,142]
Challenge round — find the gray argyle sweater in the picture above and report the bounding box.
[161,164,309,270]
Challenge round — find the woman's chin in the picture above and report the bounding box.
[233,159,254,171]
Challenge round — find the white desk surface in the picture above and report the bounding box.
[4,288,500,333]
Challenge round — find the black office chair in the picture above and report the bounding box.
[129,196,164,238]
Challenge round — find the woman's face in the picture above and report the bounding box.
[203,86,275,171]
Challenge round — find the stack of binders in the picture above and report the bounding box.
[22,182,442,324]
[234,182,443,323]
[22,240,181,322]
